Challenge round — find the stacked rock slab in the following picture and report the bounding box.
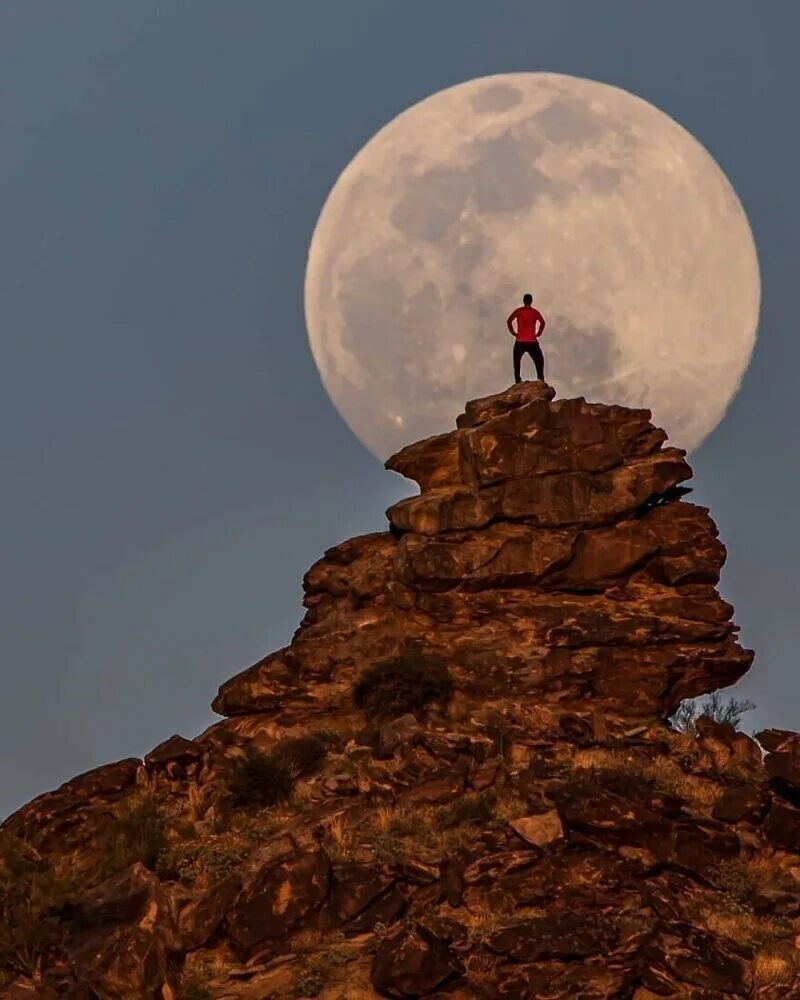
[10,386,800,1000]
[215,382,752,723]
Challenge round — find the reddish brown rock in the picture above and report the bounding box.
[765,750,800,789]
[641,920,753,995]
[454,379,556,429]
[764,800,800,851]
[756,728,800,754]
[216,386,750,722]
[371,924,461,997]
[712,783,768,823]
[328,863,395,924]
[2,757,143,851]
[2,385,782,999]
[66,863,179,999]
[144,734,203,772]
[212,647,303,716]
[226,848,330,953]
[486,908,613,961]
[510,809,564,849]
[175,877,241,950]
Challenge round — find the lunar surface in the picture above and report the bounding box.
[305,73,760,459]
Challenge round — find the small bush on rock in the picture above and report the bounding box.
[271,735,327,776]
[0,834,73,979]
[352,641,453,720]
[230,748,294,808]
[96,790,168,875]
[670,692,756,734]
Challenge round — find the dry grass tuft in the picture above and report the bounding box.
[642,755,720,808]
[323,787,527,864]
[564,745,720,811]
[703,908,791,950]
[754,948,800,986]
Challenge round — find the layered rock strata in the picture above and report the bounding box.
[215,381,751,723]
[5,385,800,1000]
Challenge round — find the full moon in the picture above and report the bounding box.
[305,73,760,459]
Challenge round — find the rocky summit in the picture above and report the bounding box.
[3,384,800,1000]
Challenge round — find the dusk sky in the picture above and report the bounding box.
[2,1,799,816]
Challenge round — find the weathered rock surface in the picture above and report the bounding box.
[65,863,180,998]
[4,385,799,1000]
[215,385,751,725]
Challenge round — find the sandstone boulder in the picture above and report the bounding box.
[66,863,179,999]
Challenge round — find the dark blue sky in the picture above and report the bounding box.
[1,1,798,815]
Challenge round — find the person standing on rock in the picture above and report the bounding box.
[507,293,546,384]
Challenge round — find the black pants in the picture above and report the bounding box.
[513,340,544,382]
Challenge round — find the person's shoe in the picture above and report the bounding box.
[514,378,521,384]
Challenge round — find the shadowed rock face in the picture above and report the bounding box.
[6,386,800,1000]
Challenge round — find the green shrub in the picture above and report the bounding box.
[158,809,290,885]
[96,790,169,875]
[290,938,360,997]
[271,735,327,776]
[159,830,251,884]
[352,641,453,721]
[230,748,294,808]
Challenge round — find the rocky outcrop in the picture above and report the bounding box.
[3,384,800,1000]
[215,381,750,724]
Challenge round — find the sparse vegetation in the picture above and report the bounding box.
[230,747,295,808]
[566,742,750,812]
[177,962,213,1000]
[670,692,756,734]
[325,788,526,864]
[462,901,516,945]
[438,792,494,828]
[0,834,73,980]
[754,948,800,987]
[642,754,721,808]
[158,808,289,884]
[711,855,787,908]
[271,734,328,776]
[288,932,361,997]
[314,728,357,753]
[95,789,169,876]
[352,641,453,721]
[227,736,329,810]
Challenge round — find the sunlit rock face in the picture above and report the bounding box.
[11,387,800,1000]
[218,382,752,722]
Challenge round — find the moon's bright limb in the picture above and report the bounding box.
[304,73,760,459]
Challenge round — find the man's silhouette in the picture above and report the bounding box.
[507,293,546,383]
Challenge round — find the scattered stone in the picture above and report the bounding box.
[371,925,461,997]
[509,809,564,849]
[712,783,767,823]
[66,863,179,998]
[378,713,424,756]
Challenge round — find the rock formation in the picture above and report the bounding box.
[2,384,799,1000]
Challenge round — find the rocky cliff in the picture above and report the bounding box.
[2,384,799,1000]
